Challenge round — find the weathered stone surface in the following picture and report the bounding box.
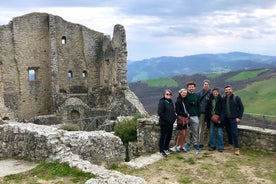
[0,12,147,125]
[0,122,125,165]
[0,121,146,183]
[130,116,276,158]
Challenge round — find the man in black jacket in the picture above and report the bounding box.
[222,85,244,155]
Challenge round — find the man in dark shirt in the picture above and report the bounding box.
[185,81,201,152]
[222,85,244,155]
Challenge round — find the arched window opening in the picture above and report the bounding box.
[28,69,36,81]
[82,71,87,77]
[68,71,73,78]
[2,117,10,120]
[71,110,80,120]
[61,36,66,44]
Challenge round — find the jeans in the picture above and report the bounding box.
[209,122,223,149]
[185,116,199,145]
[225,118,239,148]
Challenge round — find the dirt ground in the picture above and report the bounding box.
[0,148,275,184]
[119,148,276,184]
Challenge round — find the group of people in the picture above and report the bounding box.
[157,80,244,158]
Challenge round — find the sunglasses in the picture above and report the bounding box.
[165,93,172,96]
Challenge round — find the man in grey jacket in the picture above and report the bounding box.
[197,79,211,148]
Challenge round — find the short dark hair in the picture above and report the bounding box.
[224,85,232,89]
[212,87,219,92]
[186,81,196,87]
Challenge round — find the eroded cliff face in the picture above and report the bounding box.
[0,12,147,124]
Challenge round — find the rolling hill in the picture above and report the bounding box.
[129,68,276,129]
[127,52,276,82]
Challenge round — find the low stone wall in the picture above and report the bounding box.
[0,122,125,165]
[132,116,276,157]
[0,121,146,184]
[239,125,276,152]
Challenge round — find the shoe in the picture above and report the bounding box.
[175,146,180,152]
[185,143,191,151]
[208,147,216,151]
[160,151,168,158]
[180,147,187,152]
[194,145,201,152]
[234,148,240,156]
[225,144,233,150]
[218,148,223,152]
[199,144,204,149]
[165,149,174,154]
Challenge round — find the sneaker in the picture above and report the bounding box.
[185,143,191,151]
[165,149,174,154]
[218,148,223,152]
[199,144,204,149]
[208,147,216,151]
[160,151,168,158]
[194,144,201,152]
[175,146,181,152]
[180,147,187,152]
[234,148,240,156]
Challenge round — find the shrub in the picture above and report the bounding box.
[60,123,80,131]
[114,118,137,144]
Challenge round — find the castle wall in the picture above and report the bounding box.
[0,12,146,122]
[1,13,52,118]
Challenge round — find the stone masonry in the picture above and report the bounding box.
[0,12,147,125]
[131,116,276,158]
[0,121,146,184]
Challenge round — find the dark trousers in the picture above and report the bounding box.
[225,118,239,148]
[159,124,173,152]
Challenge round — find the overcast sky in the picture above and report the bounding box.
[1,0,276,60]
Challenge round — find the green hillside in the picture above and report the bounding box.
[145,78,178,87]
[236,78,276,115]
[226,69,268,81]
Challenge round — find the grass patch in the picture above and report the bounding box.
[1,161,95,184]
[178,177,192,184]
[186,158,196,165]
[271,172,276,182]
[60,123,81,131]
[236,77,276,116]
[146,78,178,87]
[227,69,268,82]
[112,149,276,184]
[200,163,213,170]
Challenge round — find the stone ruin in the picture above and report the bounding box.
[0,12,147,127]
[0,12,149,184]
[1,12,275,184]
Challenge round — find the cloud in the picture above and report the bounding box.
[1,1,276,60]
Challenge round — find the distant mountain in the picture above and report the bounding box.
[127,52,276,82]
